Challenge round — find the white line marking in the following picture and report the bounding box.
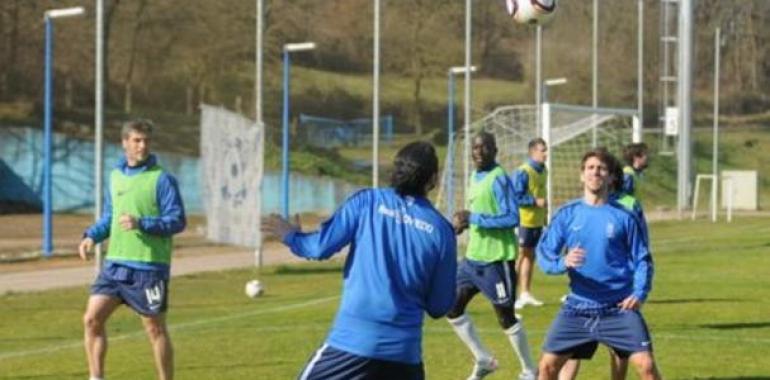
[0,296,338,361]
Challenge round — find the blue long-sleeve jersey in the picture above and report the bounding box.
[283,188,457,364]
[536,199,653,306]
[511,158,545,207]
[84,154,186,273]
[469,164,519,229]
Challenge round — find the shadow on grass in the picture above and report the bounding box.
[274,264,343,275]
[647,298,740,305]
[698,321,770,330]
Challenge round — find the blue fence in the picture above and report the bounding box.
[0,127,358,215]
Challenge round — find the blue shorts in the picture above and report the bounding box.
[542,305,653,359]
[91,264,169,316]
[457,259,516,308]
[298,344,424,380]
[518,226,543,248]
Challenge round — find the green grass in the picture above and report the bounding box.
[2,217,770,379]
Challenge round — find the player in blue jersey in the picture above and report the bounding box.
[536,148,661,380]
[262,141,457,380]
[447,132,537,380]
[558,150,650,380]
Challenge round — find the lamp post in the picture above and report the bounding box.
[281,42,316,219]
[447,65,477,216]
[541,77,567,104]
[42,6,85,257]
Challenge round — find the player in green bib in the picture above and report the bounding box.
[78,119,186,380]
[446,132,537,380]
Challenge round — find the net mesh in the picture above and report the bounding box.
[436,104,634,218]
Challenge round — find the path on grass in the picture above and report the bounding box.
[0,241,300,294]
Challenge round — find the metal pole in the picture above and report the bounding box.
[94,0,104,269]
[255,0,264,268]
[447,71,455,216]
[463,0,472,205]
[637,0,644,142]
[281,51,290,219]
[535,25,542,135]
[677,0,694,215]
[43,18,53,257]
[372,0,380,187]
[712,27,720,223]
[591,0,598,146]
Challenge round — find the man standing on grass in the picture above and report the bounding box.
[622,142,649,200]
[536,148,660,380]
[79,119,186,380]
[447,131,537,380]
[512,138,548,310]
[263,141,457,380]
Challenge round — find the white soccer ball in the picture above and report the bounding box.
[509,0,557,26]
[245,279,264,298]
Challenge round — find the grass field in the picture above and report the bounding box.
[2,216,770,379]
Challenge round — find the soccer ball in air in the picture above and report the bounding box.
[245,280,264,298]
[507,0,557,25]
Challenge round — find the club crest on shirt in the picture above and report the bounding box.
[605,222,615,239]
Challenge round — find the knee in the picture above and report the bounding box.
[143,321,168,341]
[632,354,657,377]
[539,358,561,378]
[83,312,104,333]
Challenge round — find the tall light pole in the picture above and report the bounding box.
[535,25,543,134]
[541,77,567,103]
[677,0,694,215]
[94,0,104,269]
[42,6,85,257]
[463,0,473,205]
[447,65,477,216]
[281,42,316,219]
[711,27,723,222]
[637,0,644,143]
[372,0,381,188]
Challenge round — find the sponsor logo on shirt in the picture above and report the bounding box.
[606,223,615,238]
[378,204,435,234]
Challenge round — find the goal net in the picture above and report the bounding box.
[435,103,639,220]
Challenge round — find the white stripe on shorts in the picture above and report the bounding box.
[299,343,329,380]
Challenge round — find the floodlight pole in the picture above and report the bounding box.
[95,0,104,270]
[591,0,599,146]
[372,0,380,188]
[281,42,316,219]
[463,0,472,205]
[712,27,721,223]
[535,25,542,136]
[637,0,644,143]
[677,0,694,216]
[447,66,477,216]
[42,6,85,257]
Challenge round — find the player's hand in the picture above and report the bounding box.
[452,210,470,234]
[564,246,585,268]
[535,198,547,208]
[618,295,642,310]
[262,214,301,241]
[118,214,138,230]
[78,237,95,261]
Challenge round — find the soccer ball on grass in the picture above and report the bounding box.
[245,279,264,298]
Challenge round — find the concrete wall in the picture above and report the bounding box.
[0,127,358,215]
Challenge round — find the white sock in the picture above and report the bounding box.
[504,322,537,374]
[447,314,493,362]
[90,377,104,380]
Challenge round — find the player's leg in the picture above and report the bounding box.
[538,353,571,380]
[515,227,543,309]
[628,352,660,380]
[609,349,629,380]
[447,260,496,379]
[557,359,580,380]
[141,313,174,380]
[83,294,122,380]
[489,260,536,378]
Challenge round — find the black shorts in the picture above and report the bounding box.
[518,226,543,248]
